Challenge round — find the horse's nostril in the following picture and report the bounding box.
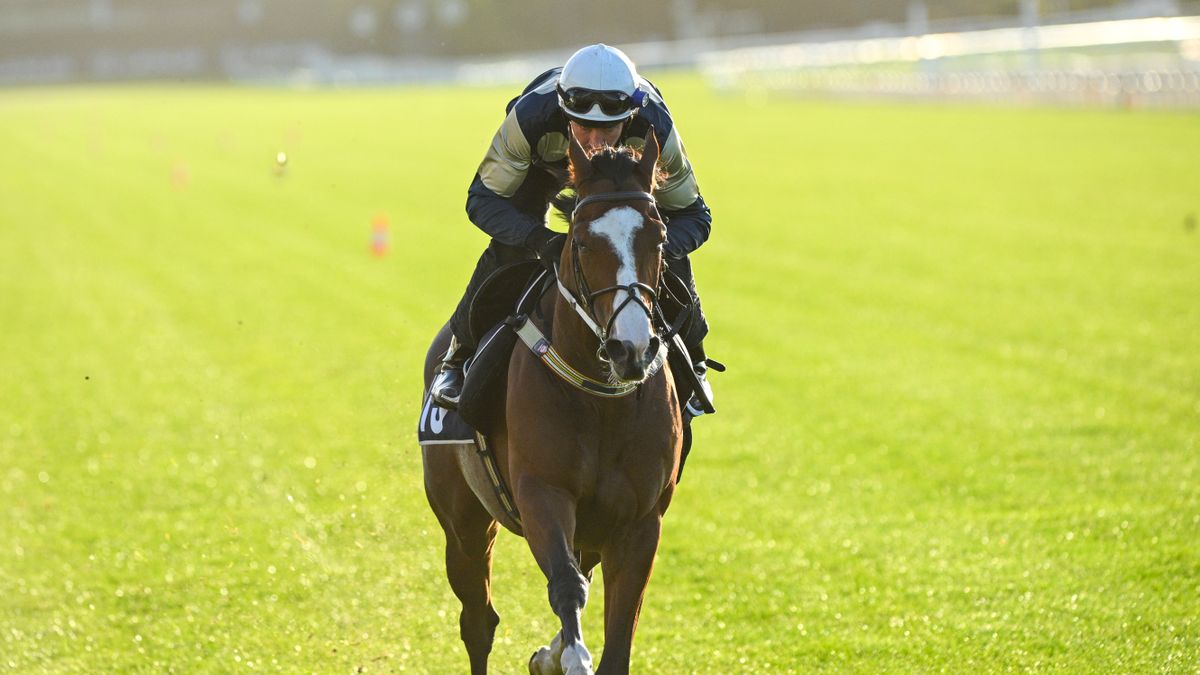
[632,337,660,370]
[603,339,629,363]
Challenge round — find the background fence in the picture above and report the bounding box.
[2,0,1199,107]
[699,15,1200,107]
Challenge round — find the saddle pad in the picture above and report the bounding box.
[457,320,519,434]
[417,393,477,446]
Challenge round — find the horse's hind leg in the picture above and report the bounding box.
[424,451,500,675]
[445,517,500,675]
[577,550,600,581]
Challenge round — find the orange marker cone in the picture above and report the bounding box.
[171,161,190,190]
[371,214,390,257]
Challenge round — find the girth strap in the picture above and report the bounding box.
[473,431,521,528]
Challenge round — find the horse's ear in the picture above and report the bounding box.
[638,128,660,190]
[567,130,590,185]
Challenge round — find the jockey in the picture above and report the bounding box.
[431,43,714,416]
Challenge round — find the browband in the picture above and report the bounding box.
[572,191,656,222]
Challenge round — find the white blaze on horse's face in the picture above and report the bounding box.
[588,205,654,356]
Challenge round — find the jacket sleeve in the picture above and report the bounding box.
[651,125,712,259]
[465,108,542,248]
[662,194,712,260]
[466,175,543,247]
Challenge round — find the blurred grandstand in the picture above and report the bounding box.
[1,0,1198,106]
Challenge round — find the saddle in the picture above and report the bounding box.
[418,259,542,444]
[456,260,547,434]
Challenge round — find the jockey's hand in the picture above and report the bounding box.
[525,227,567,274]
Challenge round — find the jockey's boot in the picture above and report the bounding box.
[685,342,717,418]
[430,335,473,410]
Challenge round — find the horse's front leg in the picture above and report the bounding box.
[518,481,594,675]
[596,514,664,674]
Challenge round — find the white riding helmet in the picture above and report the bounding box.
[557,44,647,126]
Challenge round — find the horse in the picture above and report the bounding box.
[421,128,683,674]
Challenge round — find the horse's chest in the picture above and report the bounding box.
[580,424,675,521]
[594,432,671,467]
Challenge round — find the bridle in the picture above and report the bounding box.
[570,190,659,222]
[561,191,669,364]
[509,189,672,398]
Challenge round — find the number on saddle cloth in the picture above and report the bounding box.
[458,260,548,434]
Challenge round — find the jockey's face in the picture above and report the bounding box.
[569,120,623,155]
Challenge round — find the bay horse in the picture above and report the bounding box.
[421,129,683,674]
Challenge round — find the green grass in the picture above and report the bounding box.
[1,78,1198,672]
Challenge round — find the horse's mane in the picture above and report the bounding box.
[577,146,642,189]
[553,145,668,226]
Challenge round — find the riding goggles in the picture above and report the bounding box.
[557,86,646,118]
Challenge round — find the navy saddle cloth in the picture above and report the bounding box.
[416,316,518,445]
[417,394,476,445]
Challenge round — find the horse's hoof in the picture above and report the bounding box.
[529,646,561,675]
[560,643,593,675]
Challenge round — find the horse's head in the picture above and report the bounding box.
[564,128,666,384]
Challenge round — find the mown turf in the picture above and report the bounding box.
[1,78,1197,673]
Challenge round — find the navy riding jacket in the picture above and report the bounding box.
[466,67,712,260]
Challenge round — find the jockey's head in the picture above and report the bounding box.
[557,44,647,153]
